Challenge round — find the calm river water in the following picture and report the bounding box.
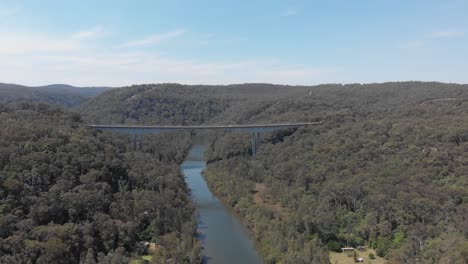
[181,145,262,264]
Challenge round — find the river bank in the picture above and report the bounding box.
[182,145,262,264]
[203,162,330,263]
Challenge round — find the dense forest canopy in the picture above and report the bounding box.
[204,83,468,263]
[1,81,467,263]
[80,81,468,124]
[78,83,316,125]
[80,81,468,263]
[0,102,201,263]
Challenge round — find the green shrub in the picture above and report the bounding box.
[375,237,392,257]
[326,240,342,252]
[369,253,376,259]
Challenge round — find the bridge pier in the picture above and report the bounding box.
[251,132,260,156]
[89,122,322,155]
[132,133,143,151]
[138,134,142,150]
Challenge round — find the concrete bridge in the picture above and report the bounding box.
[88,122,321,155]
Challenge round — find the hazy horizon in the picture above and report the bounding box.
[2,80,468,89]
[1,0,467,86]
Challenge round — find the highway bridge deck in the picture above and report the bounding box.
[88,122,321,133]
[88,122,322,155]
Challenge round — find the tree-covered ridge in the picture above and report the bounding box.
[78,82,323,125]
[10,82,468,263]
[209,82,468,125]
[79,84,234,125]
[203,84,468,263]
[0,102,201,264]
[0,83,110,108]
[78,81,468,263]
[80,81,468,125]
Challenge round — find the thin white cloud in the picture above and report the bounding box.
[400,28,465,49]
[0,25,104,54]
[72,26,104,39]
[0,26,335,86]
[118,29,186,48]
[0,48,336,86]
[431,29,464,38]
[11,50,335,86]
[282,7,297,17]
[0,32,82,54]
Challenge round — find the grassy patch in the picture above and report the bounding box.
[130,255,153,264]
[330,249,387,264]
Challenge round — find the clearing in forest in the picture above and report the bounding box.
[253,183,287,218]
[329,249,387,264]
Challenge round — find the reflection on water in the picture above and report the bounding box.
[182,145,262,264]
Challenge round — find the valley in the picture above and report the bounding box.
[0,82,467,263]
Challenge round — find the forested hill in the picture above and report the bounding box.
[203,83,468,263]
[0,102,201,263]
[0,83,111,107]
[208,81,468,125]
[79,81,468,125]
[79,81,468,263]
[78,83,311,124]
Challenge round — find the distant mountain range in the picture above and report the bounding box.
[0,83,112,107]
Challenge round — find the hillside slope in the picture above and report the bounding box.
[78,81,468,263]
[0,102,200,263]
[0,83,111,107]
[204,82,468,263]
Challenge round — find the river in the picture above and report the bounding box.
[181,144,262,264]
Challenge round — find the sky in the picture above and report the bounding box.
[0,0,467,86]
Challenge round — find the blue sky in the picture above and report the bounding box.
[0,0,467,86]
